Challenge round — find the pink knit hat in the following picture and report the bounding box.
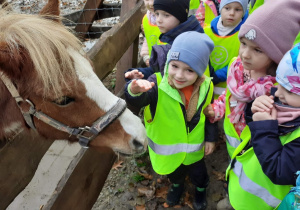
[238,0,300,64]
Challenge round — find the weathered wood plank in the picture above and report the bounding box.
[0,131,53,210]
[114,0,139,94]
[87,0,144,80]
[42,147,115,210]
[74,0,104,38]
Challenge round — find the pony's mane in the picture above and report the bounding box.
[0,8,84,97]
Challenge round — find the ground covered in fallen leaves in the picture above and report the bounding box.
[92,131,229,210]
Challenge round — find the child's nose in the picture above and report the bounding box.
[242,48,250,58]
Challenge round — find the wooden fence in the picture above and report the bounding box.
[0,0,144,209]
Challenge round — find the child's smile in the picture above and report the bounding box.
[168,60,198,89]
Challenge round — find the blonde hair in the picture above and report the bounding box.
[0,8,83,97]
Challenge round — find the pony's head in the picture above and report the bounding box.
[0,2,147,155]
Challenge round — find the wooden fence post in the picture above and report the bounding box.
[114,0,142,96]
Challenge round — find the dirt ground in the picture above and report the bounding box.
[93,73,229,210]
[92,131,229,210]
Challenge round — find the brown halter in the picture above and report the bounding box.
[0,72,127,148]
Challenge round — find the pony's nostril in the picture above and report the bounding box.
[132,139,144,151]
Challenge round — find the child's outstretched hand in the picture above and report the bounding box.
[253,106,277,121]
[205,142,215,156]
[203,104,215,118]
[130,79,155,94]
[125,69,144,80]
[251,95,274,113]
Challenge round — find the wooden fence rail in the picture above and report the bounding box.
[0,1,144,209]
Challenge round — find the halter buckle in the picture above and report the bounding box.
[77,126,95,148]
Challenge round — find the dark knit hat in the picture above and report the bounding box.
[167,31,214,77]
[153,0,189,23]
[239,0,300,64]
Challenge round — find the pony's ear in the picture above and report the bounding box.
[39,0,61,22]
[0,42,31,80]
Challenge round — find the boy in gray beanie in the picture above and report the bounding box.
[125,31,217,210]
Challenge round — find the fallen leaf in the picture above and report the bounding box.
[212,170,225,181]
[112,160,123,170]
[137,186,155,199]
[135,205,145,210]
[155,186,169,199]
[163,202,169,208]
[184,192,193,208]
[138,171,153,180]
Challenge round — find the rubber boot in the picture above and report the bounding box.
[166,183,184,206]
[192,187,207,210]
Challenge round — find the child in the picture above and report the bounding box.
[125,0,203,81]
[140,0,162,67]
[204,1,300,209]
[125,31,217,210]
[195,0,220,28]
[249,45,300,207]
[204,0,248,96]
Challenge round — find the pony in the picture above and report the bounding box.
[0,0,147,155]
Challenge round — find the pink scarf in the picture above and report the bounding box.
[227,57,276,123]
[275,104,300,124]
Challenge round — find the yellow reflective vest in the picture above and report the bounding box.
[204,27,240,96]
[142,14,164,56]
[189,0,200,15]
[145,73,213,175]
[224,87,251,158]
[202,0,218,28]
[249,0,264,15]
[225,128,300,210]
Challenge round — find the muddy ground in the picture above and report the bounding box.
[92,131,228,210]
[93,73,229,210]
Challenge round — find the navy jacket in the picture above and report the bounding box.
[124,73,218,143]
[248,92,300,186]
[125,15,204,81]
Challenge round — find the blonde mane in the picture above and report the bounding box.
[0,8,83,97]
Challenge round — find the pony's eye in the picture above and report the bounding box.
[53,96,75,106]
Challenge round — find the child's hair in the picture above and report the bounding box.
[167,31,214,77]
[219,0,248,15]
[238,0,300,65]
[153,0,189,23]
[276,44,300,95]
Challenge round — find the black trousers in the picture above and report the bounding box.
[167,158,209,188]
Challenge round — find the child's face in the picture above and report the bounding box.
[144,0,154,13]
[275,84,300,107]
[220,2,244,27]
[154,10,180,33]
[239,37,272,73]
[168,60,198,89]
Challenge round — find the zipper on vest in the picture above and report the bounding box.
[181,104,189,134]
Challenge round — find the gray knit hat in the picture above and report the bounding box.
[239,0,300,64]
[167,31,214,77]
[219,0,248,15]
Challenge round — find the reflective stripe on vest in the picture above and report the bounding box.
[189,0,200,15]
[148,137,204,155]
[145,74,213,174]
[233,160,281,208]
[225,134,241,149]
[142,14,164,56]
[226,126,300,209]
